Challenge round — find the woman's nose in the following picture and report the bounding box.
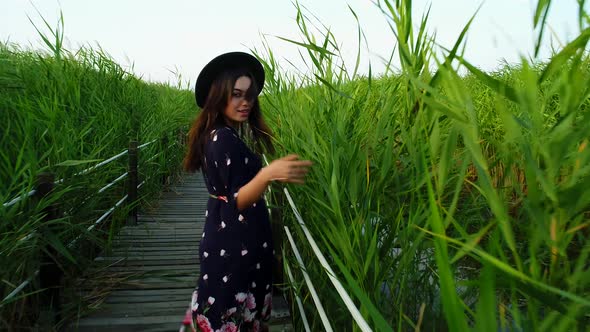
[240,98,250,108]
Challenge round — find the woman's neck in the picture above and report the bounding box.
[223,118,239,131]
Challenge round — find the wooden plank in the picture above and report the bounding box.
[117,230,202,236]
[112,241,199,248]
[83,301,190,319]
[120,223,203,230]
[137,217,204,222]
[114,236,201,242]
[104,288,194,303]
[70,315,184,329]
[103,265,200,273]
[96,258,199,267]
[91,264,201,279]
[110,247,199,254]
[107,249,199,255]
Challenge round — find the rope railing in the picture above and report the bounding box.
[3,179,146,307]
[2,139,158,207]
[282,188,372,331]
[17,172,129,245]
[2,189,36,208]
[262,154,373,331]
[284,226,333,331]
[283,256,311,332]
[97,172,128,195]
[1,136,176,310]
[1,271,39,306]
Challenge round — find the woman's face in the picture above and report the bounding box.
[223,76,252,127]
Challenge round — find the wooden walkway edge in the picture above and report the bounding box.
[68,172,293,331]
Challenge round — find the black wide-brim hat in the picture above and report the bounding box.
[195,52,265,108]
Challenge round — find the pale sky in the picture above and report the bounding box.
[0,0,583,87]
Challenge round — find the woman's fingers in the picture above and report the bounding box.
[279,154,299,161]
[270,155,313,184]
[293,160,313,167]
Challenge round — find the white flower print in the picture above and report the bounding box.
[241,249,248,256]
[203,251,209,258]
[245,157,249,164]
[262,292,273,319]
[238,214,245,222]
[226,157,231,166]
[233,192,238,198]
[215,161,218,167]
[220,322,238,332]
[205,210,208,217]
[220,249,226,256]
[207,296,215,305]
[223,275,229,283]
[223,307,237,320]
[181,308,192,330]
[263,242,268,249]
[266,284,270,290]
[191,291,199,311]
[203,274,208,281]
[196,314,213,332]
[202,232,205,238]
[220,221,226,229]
[253,203,257,207]
[235,292,247,303]
[251,281,257,288]
[242,308,256,322]
[246,293,256,310]
[213,134,218,141]
[256,263,261,269]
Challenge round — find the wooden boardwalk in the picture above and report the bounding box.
[69,172,293,331]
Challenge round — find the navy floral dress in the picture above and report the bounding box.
[182,126,273,332]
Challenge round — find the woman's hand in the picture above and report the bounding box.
[263,154,313,184]
[236,154,312,210]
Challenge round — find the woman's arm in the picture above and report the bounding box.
[235,167,272,210]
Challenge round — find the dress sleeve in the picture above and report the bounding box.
[207,127,250,209]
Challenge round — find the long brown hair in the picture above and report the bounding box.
[183,68,274,172]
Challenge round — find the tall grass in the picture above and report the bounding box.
[0,15,194,328]
[257,0,590,330]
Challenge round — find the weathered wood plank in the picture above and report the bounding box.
[110,247,199,255]
[96,256,199,267]
[103,265,200,273]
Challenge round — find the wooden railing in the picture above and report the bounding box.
[1,132,184,327]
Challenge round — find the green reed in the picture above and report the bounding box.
[0,15,194,328]
[256,0,590,330]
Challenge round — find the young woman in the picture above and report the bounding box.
[180,52,312,332]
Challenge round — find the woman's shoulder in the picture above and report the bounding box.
[206,126,243,152]
[210,126,239,141]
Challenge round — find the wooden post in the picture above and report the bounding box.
[128,140,138,225]
[36,172,62,327]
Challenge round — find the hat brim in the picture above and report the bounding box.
[195,52,265,108]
